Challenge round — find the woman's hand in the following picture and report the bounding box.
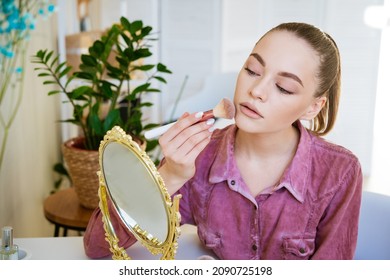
[158,111,215,195]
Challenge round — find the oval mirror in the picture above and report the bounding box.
[97,126,181,260]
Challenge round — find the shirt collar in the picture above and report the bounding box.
[276,121,312,203]
[209,121,312,203]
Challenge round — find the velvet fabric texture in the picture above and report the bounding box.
[83,121,362,260]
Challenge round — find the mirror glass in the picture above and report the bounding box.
[101,141,168,242]
[98,126,181,259]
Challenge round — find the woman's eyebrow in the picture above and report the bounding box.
[278,72,304,87]
[250,53,265,66]
[250,53,304,87]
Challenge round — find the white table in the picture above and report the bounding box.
[14,224,216,260]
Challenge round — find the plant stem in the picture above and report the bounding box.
[0,123,9,172]
[0,44,27,172]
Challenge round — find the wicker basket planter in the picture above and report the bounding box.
[62,137,100,209]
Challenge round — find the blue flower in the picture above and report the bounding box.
[1,0,56,171]
[48,4,55,13]
[1,1,56,59]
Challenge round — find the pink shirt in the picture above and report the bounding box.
[83,121,362,259]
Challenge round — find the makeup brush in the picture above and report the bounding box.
[144,98,235,139]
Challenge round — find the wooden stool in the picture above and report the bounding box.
[43,188,95,237]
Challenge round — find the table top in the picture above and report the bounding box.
[43,188,94,229]
[14,224,216,260]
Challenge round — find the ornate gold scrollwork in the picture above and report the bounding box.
[98,126,181,260]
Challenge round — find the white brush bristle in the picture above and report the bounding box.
[213,98,235,119]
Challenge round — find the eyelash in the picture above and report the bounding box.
[245,67,294,95]
[244,67,258,77]
[276,85,293,95]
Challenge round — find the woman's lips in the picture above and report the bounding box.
[239,102,264,119]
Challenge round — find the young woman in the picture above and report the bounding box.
[83,22,362,260]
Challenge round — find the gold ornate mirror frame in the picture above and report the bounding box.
[97,126,181,260]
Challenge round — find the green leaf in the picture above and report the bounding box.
[123,48,134,61]
[79,64,99,76]
[48,90,62,96]
[145,139,159,153]
[71,86,93,99]
[50,55,60,68]
[81,54,98,67]
[129,20,143,35]
[43,81,57,85]
[139,102,153,107]
[120,17,132,32]
[91,40,105,56]
[38,73,51,77]
[89,113,104,136]
[103,109,120,132]
[100,82,114,99]
[141,26,153,37]
[120,32,132,47]
[54,61,68,75]
[59,66,72,78]
[44,50,54,64]
[133,48,152,60]
[53,162,69,177]
[157,63,172,74]
[106,64,123,77]
[116,57,129,68]
[143,123,160,130]
[74,72,93,80]
[145,88,161,93]
[153,76,167,83]
[65,76,75,88]
[133,64,155,71]
[131,83,151,96]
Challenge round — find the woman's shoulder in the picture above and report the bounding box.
[313,134,358,158]
[304,131,363,199]
[310,133,361,169]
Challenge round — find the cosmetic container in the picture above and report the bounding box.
[0,226,19,260]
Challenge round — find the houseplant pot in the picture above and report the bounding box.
[32,17,171,205]
[62,137,99,209]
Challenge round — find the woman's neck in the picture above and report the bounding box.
[235,124,300,161]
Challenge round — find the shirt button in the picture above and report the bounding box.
[299,248,306,254]
[230,180,236,185]
[252,244,257,251]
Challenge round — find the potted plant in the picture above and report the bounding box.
[31,17,172,209]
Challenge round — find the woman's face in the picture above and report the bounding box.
[234,30,324,134]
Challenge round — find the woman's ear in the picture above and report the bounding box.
[300,96,327,121]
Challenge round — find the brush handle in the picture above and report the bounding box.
[144,122,176,139]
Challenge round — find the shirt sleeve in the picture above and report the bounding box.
[83,202,137,259]
[158,158,195,226]
[311,159,363,259]
[175,182,195,225]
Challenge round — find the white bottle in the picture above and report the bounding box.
[0,226,19,260]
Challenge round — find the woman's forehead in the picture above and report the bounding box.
[252,31,320,72]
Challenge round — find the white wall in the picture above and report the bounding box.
[0,14,61,237]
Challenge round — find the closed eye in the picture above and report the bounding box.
[244,67,260,77]
[276,84,293,95]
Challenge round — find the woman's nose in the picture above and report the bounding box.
[250,78,269,102]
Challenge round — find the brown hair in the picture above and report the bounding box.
[262,22,341,136]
